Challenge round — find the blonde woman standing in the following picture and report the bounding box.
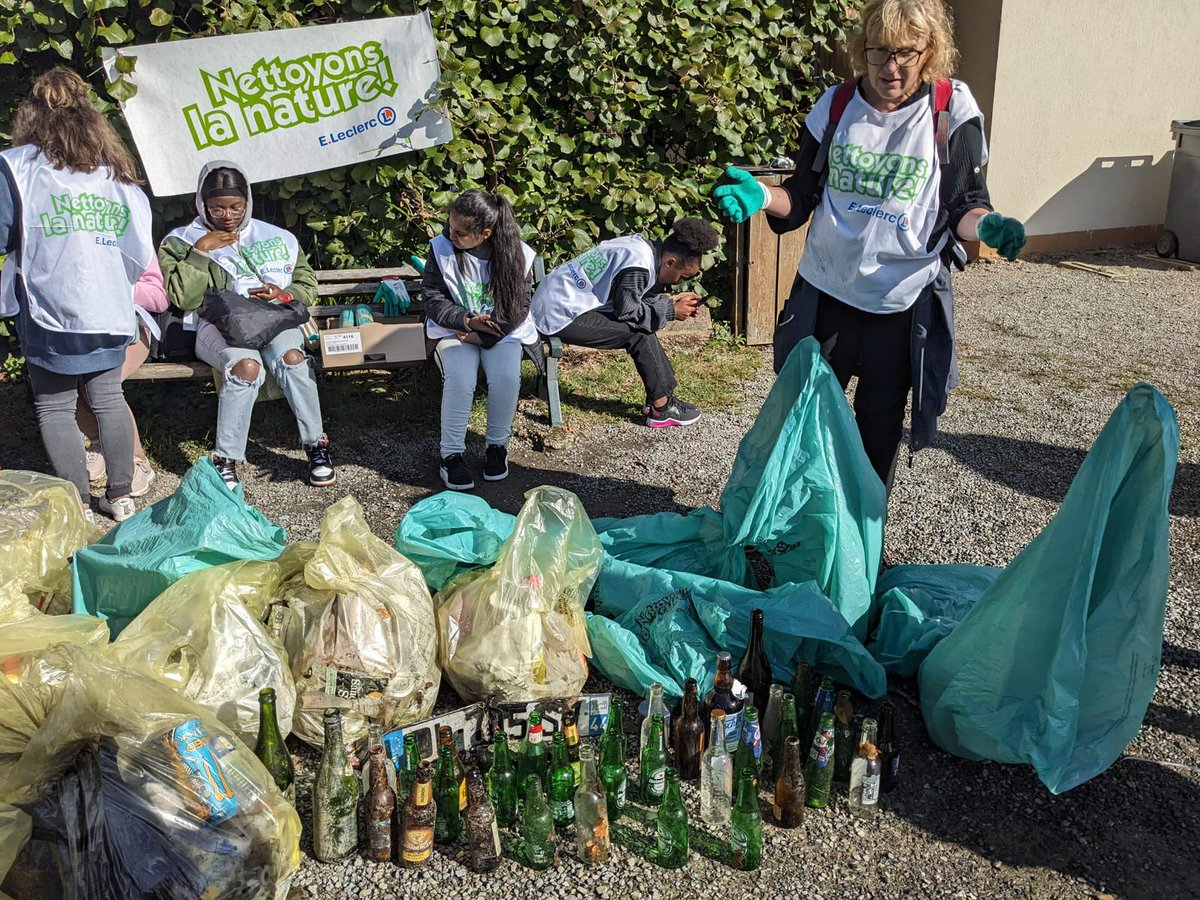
[714,0,1025,490]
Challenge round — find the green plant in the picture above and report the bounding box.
[1,0,860,291]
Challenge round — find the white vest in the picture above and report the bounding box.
[166,216,300,297]
[799,80,986,313]
[531,235,657,335]
[425,234,537,344]
[0,145,152,337]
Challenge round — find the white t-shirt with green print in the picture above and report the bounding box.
[799,79,986,313]
[425,234,537,344]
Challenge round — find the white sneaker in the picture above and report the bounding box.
[86,449,107,482]
[98,495,136,523]
[130,458,156,498]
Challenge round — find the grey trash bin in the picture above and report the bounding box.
[1158,120,1200,262]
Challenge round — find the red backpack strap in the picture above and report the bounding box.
[932,77,953,166]
[811,78,858,176]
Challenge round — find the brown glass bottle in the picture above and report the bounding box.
[464,767,502,873]
[737,608,773,714]
[399,764,436,868]
[365,746,396,861]
[771,735,805,828]
[673,677,706,781]
[705,650,745,754]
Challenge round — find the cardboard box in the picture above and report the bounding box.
[317,317,426,369]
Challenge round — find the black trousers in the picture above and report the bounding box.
[811,295,914,486]
[553,310,678,401]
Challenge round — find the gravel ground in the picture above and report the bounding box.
[2,248,1196,899]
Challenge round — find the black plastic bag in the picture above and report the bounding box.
[199,289,310,351]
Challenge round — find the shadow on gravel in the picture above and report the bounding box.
[893,747,1200,899]
[1143,703,1200,741]
[935,431,1197,517]
[1163,642,1200,672]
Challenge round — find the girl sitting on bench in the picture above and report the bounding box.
[421,189,537,490]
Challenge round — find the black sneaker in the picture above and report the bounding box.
[646,395,701,428]
[483,444,509,482]
[305,439,336,487]
[212,455,239,489]
[439,453,475,491]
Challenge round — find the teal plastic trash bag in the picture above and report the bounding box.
[595,337,886,639]
[71,459,287,638]
[585,613,680,698]
[919,384,1178,794]
[592,555,887,700]
[395,492,515,591]
[867,565,1002,677]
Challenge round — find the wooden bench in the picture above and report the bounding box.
[128,264,566,426]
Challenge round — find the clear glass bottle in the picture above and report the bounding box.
[312,709,360,862]
[849,717,880,817]
[574,744,610,865]
[700,709,734,827]
[639,682,668,759]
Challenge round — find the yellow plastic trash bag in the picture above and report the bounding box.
[108,559,297,745]
[0,804,30,900]
[0,609,110,780]
[0,471,100,613]
[437,486,601,703]
[288,497,440,749]
[0,644,300,900]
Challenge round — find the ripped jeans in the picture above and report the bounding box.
[195,322,326,461]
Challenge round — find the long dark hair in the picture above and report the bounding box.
[12,67,143,185]
[449,190,526,323]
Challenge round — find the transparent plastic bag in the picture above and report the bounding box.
[437,486,601,703]
[0,804,30,900]
[289,498,440,748]
[108,560,297,745]
[0,471,100,613]
[0,644,300,900]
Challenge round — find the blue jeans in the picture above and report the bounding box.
[195,322,326,461]
[432,337,522,457]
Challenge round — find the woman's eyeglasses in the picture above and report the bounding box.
[865,46,926,68]
[206,205,246,219]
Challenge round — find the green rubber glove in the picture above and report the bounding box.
[409,253,427,273]
[977,212,1026,262]
[712,166,768,224]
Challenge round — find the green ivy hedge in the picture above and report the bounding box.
[0,0,859,286]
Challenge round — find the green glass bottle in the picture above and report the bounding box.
[519,775,556,870]
[434,738,462,844]
[805,677,835,753]
[791,661,814,727]
[548,732,576,828]
[804,710,835,809]
[253,687,294,804]
[516,710,548,793]
[730,766,762,871]
[398,734,420,800]
[312,708,360,862]
[638,713,668,806]
[732,705,762,789]
[772,692,799,782]
[655,767,689,869]
[598,703,628,823]
[488,728,518,829]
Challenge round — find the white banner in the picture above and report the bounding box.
[103,14,452,197]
